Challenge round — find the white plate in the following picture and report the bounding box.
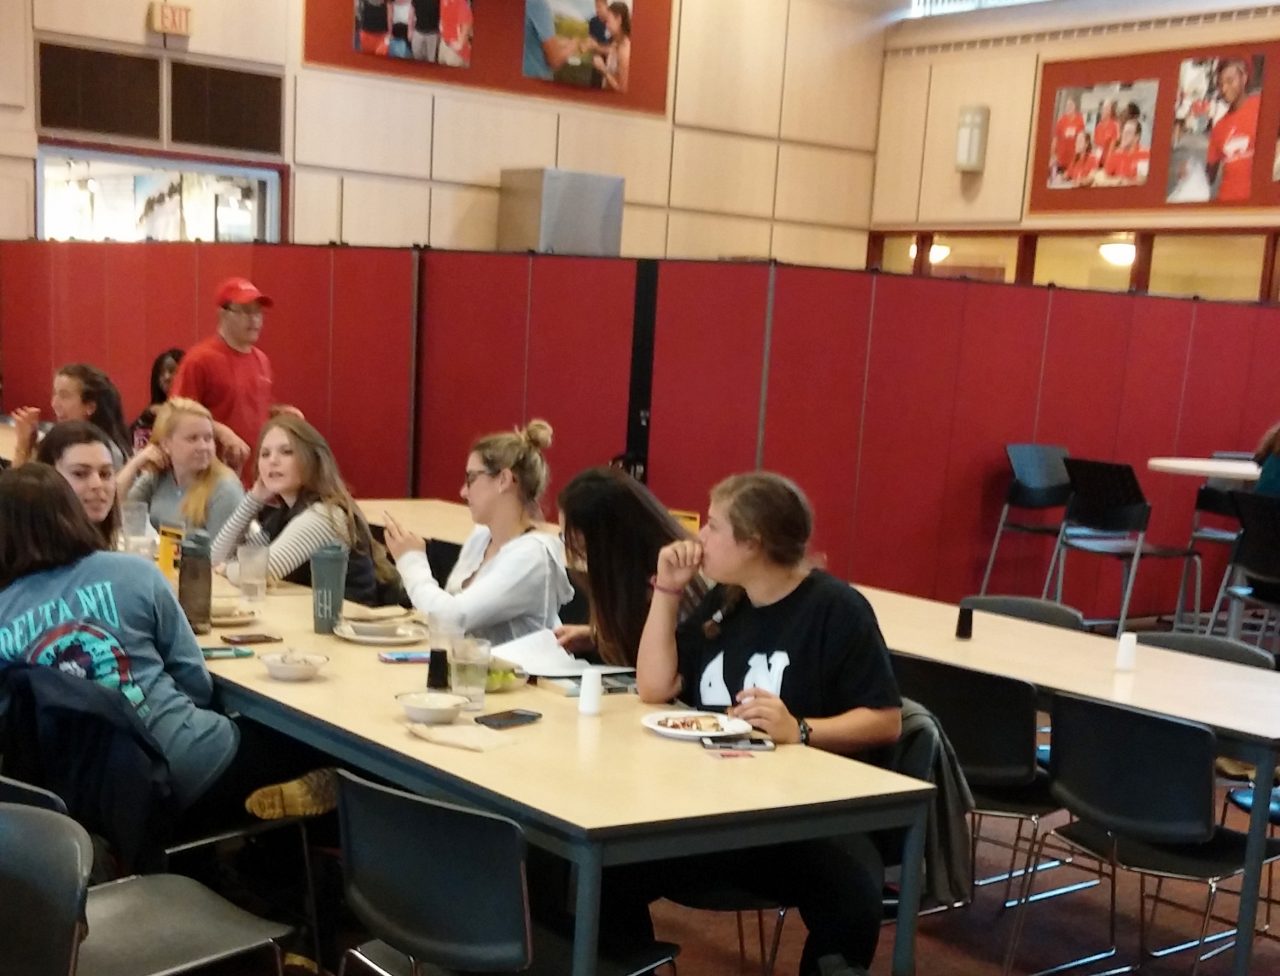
[641,710,753,740]
[332,621,429,647]
[211,608,261,628]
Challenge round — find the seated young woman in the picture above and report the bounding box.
[212,414,389,606]
[1254,420,1280,497]
[554,466,706,666]
[13,363,133,468]
[383,419,573,645]
[117,398,244,538]
[35,421,121,548]
[625,471,903,975]
[0,464,337,826]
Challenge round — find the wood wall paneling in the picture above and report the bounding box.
[0,161,34,240]
[340,175,430,247]
[771,225,869,270]
[294,71,433,178]
[430,95,558,188]
[668,129,778,219]
[428,185,500,251]
[555,113,672,208]
[292,170,342,245]
[647,262,771,514]
[761,266,874,580]
[665,212,772,261]
[870,58,930,225]
[621,206,669,259]
[774,145,873,228]
[0,0,27,108]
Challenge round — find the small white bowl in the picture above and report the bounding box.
[398,691,468,724]
[262,652,328,682]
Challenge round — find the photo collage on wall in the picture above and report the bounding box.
[523,0,634,93]
[1047,79,1159,190]
[353,0,474,68]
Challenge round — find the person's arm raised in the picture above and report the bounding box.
[636,540,702,703]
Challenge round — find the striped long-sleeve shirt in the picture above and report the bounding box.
[212,494,350,583]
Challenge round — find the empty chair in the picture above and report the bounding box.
[1003,694,1280,976]
[0,803,93,976]
[336,770,679,976]
[1136,631,1275,670]
[960,595,1087,632]
[1181,456,1248,633]
[1043,458,1201,634]
[1214,490,1280,643]
[980,444,1072,595]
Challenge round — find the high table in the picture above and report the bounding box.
[861,585,1280,976]
[207,592,934,976]
[1147,456,1260,481]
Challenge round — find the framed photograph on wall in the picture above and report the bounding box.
[353,0,474,69]
[1167,55,1264,203]
[1047,80,1159,190]
[523,0,633,93]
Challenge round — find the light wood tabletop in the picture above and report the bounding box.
[207,588,934,976]
[1147,456,1260,481]
[357,498,557,547]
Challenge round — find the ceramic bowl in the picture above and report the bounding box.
[262,651,328,682]
[398,691,468,724]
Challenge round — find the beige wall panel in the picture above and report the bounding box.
[292,170,341,245]
[340,175,430,247]
[185,0,288,66]
[0,0,27,109]
[0,157,34,239]
[669,129,777,219]
[666,212,771,261]
[917,52,1036,225]
[781,0,884,150]
[775,144,872,228]
[870,57,929,226]
[429,184,499,251]
[556,112,671,207]
[771,223,868,270]
[295,71,432,179]
[621,206,668,258]
[35,0,149,46]
[431,95,557,187]
[674,0,787,137]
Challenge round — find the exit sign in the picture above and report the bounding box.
[148,2,192,36]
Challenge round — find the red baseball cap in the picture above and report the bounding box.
[214,276,273,308]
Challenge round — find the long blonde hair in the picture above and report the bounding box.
[151,398,232,529]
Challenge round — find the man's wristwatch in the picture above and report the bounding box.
[797,717,812,746]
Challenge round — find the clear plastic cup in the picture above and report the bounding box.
[449,637,491,711]
[237,543,270,605]
[122,501,151,554]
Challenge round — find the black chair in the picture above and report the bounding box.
[0,802,93,976]
[1135,631,1275,670]
[1043,459,1201,634]
[335,770,679,976]
[1214,491,1280,644]
[1181,455,1249,634]
[981,444,1072,595]
[1003,694,1280,976]
[960,595,1087,632]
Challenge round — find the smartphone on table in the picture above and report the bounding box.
[222,633,283,645]
[475,709,542,730]
[701,734,775,751]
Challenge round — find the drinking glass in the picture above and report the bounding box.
[122,501,151,555]
[450,637,491,711]
[237,544,270,605]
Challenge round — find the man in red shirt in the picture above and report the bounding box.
[1052,97,1085,177]
[1092,100,1120,167]
[169,277,274,476]
[1206,58,1259,203]
[1103,118,1151,183]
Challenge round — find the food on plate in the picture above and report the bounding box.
[657,714,722,732]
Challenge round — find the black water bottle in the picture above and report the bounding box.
[178,529,212,635]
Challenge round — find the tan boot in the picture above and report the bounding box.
[245,768,339,819]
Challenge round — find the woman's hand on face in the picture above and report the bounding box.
[730,687,802,745]
[249,478,278,505]
[656,539,703,591]
[382,515,425,562]
[555,623,594,653]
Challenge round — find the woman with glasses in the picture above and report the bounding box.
[383,419,573,645]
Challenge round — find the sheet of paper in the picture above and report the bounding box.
[492,629,634,677]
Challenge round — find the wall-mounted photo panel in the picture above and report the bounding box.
[524,0,633,93]
[354,0,473,69]
[1168,55,1263,203]
[1047,80,1158,190]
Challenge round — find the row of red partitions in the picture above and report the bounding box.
[1,241,1277,620]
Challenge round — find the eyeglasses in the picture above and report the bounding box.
[463,469,494,488]
[226,304,264,319]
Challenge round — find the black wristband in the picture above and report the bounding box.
[797,717,812,746]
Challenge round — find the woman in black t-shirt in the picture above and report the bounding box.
[628,471,902,974]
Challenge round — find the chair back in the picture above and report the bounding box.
[1062,458,1151,533]
[0,803,93,976]
[960,595,1087,631]
[1136,632,1275,670]
[1199,450,1252,513]
[337,771,532,971]
[1231,491,1280,583]
[1049,695,1216,844]
[1005,444,1071,508]
[0,774,68,813]
[893,657,1040,787]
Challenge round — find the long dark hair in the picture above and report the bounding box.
[0,464,105,587]
[558,467,702,666]
[149,347,184,405]
[57,363,131,460]
[36,421,121,547]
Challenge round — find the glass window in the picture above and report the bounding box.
[38,146,280,243]
[931,234,1018,283]
[880,234,916,274]
[1033,233,1134,292]
[1149,234,1265,302]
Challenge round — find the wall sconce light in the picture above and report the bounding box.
[957,106,990,173]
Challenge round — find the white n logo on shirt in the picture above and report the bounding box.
[698,650,791,706]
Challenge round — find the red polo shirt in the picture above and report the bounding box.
[169,333,273,460]
[1207,94,1260,203]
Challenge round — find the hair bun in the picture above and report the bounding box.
[523,419,553,451]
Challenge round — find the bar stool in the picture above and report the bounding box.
[1042,459,1200,634]
[980,444,1072,595]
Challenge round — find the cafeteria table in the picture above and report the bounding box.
[1147,456,1260,481]
[861,585,1280,976]
[207,590,934,976]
